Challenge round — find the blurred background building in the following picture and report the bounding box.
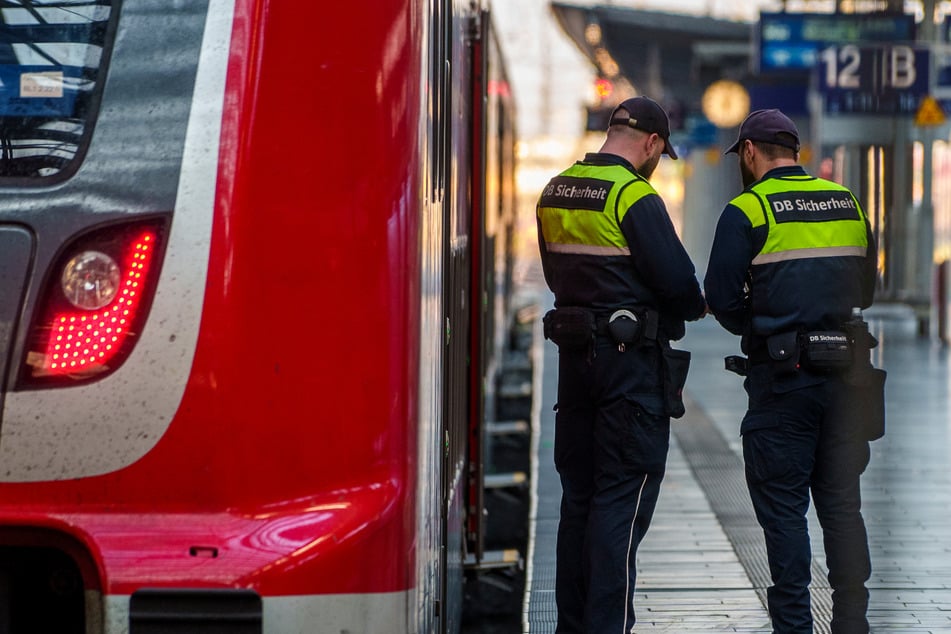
[494,0,951,339]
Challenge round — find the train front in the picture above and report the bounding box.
[0,2,436,632]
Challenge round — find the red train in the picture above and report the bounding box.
[0,1,520,632]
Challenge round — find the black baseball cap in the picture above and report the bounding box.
[609,96,678,160]
[725,108,800,154]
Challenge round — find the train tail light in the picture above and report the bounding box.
[21,219,165,386]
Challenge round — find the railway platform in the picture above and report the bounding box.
[522,291,951,633]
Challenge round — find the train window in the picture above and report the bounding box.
[0,0,116,180]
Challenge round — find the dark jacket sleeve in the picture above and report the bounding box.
[704,203,753,336]
[620,193,705,321]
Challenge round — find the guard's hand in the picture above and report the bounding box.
[690,299,711,321]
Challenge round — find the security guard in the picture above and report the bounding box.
[536,96,706,633]
[705,109,882,634]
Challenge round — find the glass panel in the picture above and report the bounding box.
[0,0,114,179]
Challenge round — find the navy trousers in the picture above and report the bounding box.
[742,371,872,634]
[553,338,670,633]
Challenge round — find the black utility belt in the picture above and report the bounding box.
[759,329,853,373]
[737,328,886,441]
[543,306,659,350]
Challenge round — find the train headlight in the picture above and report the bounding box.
[21,221,164,384]
[61,250,120,310]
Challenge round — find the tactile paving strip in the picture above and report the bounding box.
[673,395,835,632]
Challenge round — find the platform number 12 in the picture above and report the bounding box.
[820,44,917,91]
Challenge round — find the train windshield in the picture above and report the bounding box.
[0,0,115,180]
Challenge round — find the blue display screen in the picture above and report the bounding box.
[817,45,930,115]
[758,12,917,74]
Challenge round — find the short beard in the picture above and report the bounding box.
[638,152,660,179]
[740,156,755,188]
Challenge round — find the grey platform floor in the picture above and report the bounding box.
[523,297,951,633]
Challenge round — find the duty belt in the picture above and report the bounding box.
[543,306,660,351]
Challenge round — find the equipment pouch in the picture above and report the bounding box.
[660,344,690,419]
[801,331,852,371]
[766,331,800,376]
[844,367,887,441]
[607,309,641,345]
[543,307,595,350]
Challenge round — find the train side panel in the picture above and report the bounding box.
[0,1,516,632]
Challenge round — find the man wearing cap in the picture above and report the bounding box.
[536,96,706,632]
[705,109,880,633]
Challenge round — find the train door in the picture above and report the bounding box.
[440,2,475,630]
[427,0,468,630]
[438,4,506,633]
[424,3,523,631]
[465,6,489,575]
[460,9,528,628]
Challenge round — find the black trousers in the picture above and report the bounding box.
[742,372,872,634]
[553,338,670,633]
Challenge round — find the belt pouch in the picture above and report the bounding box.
[801,331,852,371]
[766,331,800,376]
[543,307,595,350]
[660,343,690,419]
[845,367,887,441]
[607,309,641,344]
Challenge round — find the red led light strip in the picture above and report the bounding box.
[45,232,156,375]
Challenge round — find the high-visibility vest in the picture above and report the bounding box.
[537,162,656,258]
[729,172,870,338]
[731,173,869,266]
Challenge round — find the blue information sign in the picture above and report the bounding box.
[759,12,917,74]
[817,44,929,115]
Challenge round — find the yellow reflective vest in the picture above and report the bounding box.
[726,170,874,341]
[730,173,869,267]
[536,153,704,334]
[537,162,656,258]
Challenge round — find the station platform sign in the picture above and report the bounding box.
[816,44,929,115]
[758,12,916,75]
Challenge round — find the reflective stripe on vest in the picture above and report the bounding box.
[730,174,868,266]
[536,162,656,256]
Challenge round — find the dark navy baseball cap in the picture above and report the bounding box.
[609,96,678,160]
[725,108,800,154]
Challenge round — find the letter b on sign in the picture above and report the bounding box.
[889,45,916,89]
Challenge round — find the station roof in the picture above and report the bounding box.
[550,3,752,110]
